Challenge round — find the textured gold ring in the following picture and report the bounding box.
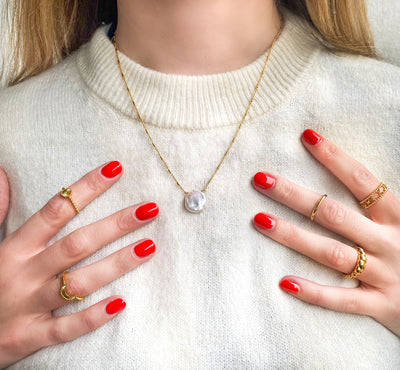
[359,182,388,209]
[60,271,84,301]
[310,194,328,221]
[344,246,367,279]
[60,187,80,214]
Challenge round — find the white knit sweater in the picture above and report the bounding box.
[1,10,400,369]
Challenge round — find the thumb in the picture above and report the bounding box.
[0,168,10,226]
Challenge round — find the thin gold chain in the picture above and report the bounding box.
[113,17,284,194]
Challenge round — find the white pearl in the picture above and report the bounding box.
[184,191,206,213]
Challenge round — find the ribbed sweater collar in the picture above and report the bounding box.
[76,9,322,130]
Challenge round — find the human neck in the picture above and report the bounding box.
[115,0,282,75]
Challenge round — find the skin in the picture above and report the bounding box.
[115,0,282,75]
[0,1,399,367]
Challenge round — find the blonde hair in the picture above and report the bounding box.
[2,0,376,86]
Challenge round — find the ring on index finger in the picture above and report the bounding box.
[310,194,328,221]
[60,187,80,214]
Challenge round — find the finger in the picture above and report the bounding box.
[14,161,123,252]
[252,172,383,249]
[302,129,399,224]
[40,296,126,347]
[0,168,10,226]
[278,276,381,317]
[253,213,388,286]
[30,202,159,279]
[36,239,155,311]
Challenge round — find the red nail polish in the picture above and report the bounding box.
[101,161,123,178]
[303,129,322,145]
[135,202,159,220]
[254,172,276,189]
[254,213,276,229]
[106,298,126,314]
[280,279,300,294]
[134,239,156,258]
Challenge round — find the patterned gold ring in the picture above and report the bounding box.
[310,194,327,222]
[60,272,84,301]
[359,182,388,209]
[343,246,367,279]
[60,187,80,214]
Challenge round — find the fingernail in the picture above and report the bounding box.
[106,298,126,314]
[303,129,322,145]
[254,213,276,229]
[101,161,123,178]
[135,202,159,220]
[280,279,300,294]
[133,239,156,258]
[254,172,276,189]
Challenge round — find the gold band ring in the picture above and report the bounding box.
[60,271,84,301]
[359,182,388,209]
[310,194,328,221]
[343,246,367,279]
[60,187,80,214]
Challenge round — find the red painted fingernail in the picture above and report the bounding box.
[254,172,276,189]
[135,202,159,220]
[280,279,300,294]
[106,298,126,314]
[303,129,322,145]
[101,161,123,178]
[254,213,276,229]
[133,239,156,258]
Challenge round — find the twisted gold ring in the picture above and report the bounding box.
[310,194,327,221]
[344,246,367,279]
[60,272,84,301]
[60,187,80,214]
[359,182,388,209]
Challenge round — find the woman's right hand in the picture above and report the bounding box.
[0,161,159,368]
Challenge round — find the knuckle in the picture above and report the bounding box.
[327,243,350,269]
[352,166,375,188]
[310,287,324,306]
[320,142,338,162]
[321,200,346,226]
[84,172,103,194]
[115,210,134,233]
[40,196,67,225]
[113,250,132,275]
[81,311,98,333]
[340,296,359,313]
[62,233,86,259]
[275,179,296,203]
[282,223,297,244]
[48,321,66,345]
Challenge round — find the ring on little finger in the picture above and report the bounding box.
[359,182,388,209]
[60,271,84,301]
[343,246,367,279]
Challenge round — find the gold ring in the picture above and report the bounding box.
[310,194,327,221]
[60,271,84,301]
[344,246,367,279]
[359,182,388,209]
[60,187,80,214]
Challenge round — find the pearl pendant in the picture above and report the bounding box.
[184,190,206,213]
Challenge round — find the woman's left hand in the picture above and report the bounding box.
[252,129,400,337]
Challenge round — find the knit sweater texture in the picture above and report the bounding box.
[1,9,400,369]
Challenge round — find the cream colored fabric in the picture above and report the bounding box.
[1,10,400,369]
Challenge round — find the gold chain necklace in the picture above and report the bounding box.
[113,18,284,213]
